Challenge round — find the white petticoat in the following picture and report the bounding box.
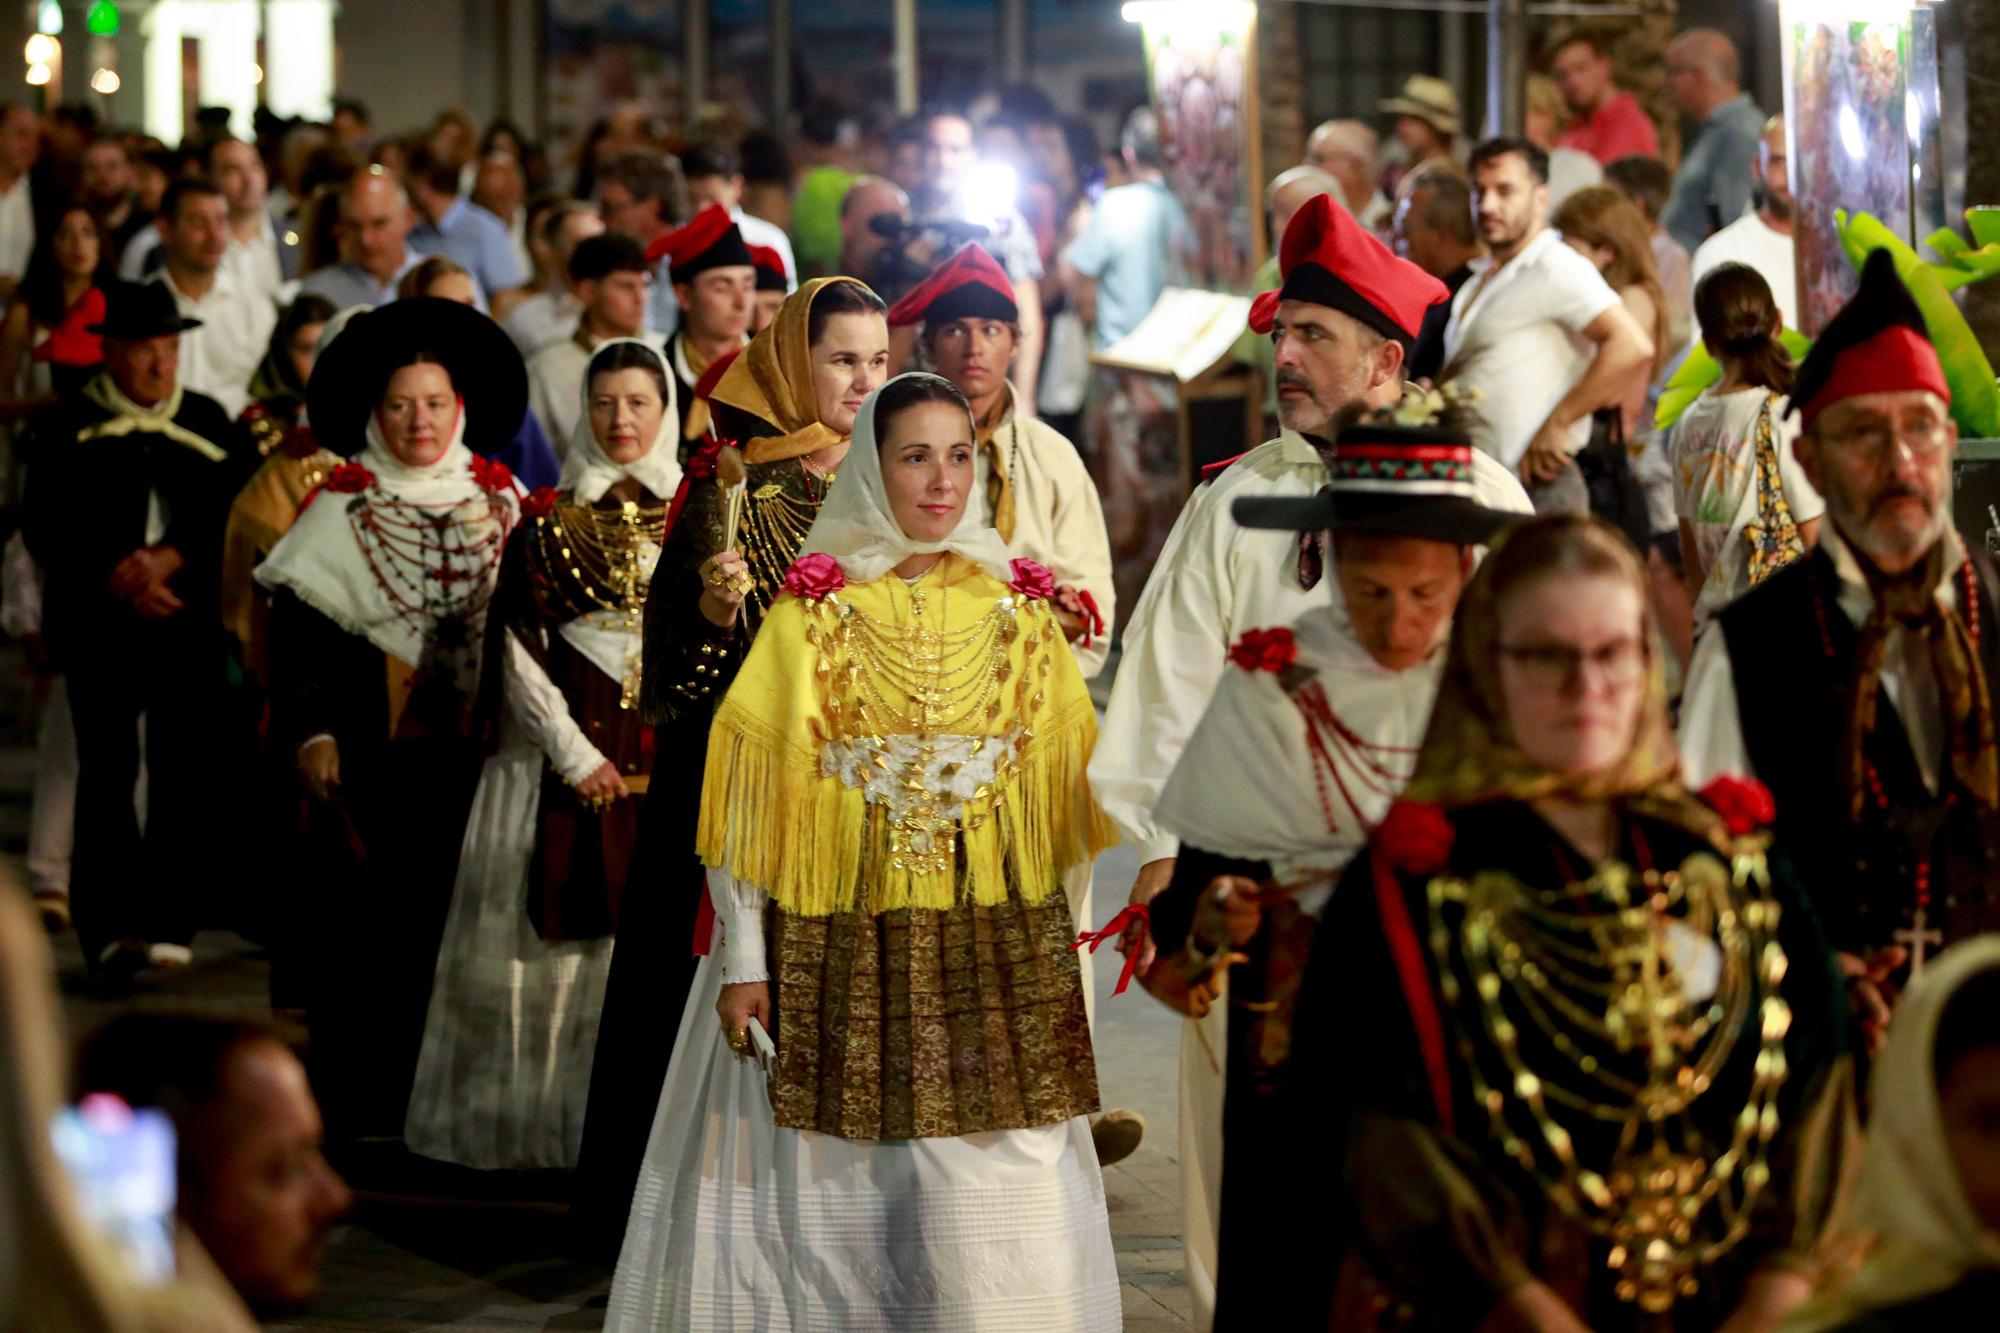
[403,727,614,1170]
[605,936,1122,1331]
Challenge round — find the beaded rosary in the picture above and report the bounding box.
[347,487,511,643]
[1810,557,1979,975]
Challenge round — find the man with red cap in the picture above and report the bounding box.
[748,243,786,334]
[1681,250,2000,1048]
[1086,192,1530,1322]
[888,243,1115,676]
[648,202,755,446]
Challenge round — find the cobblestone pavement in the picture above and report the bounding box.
[46,843,1194,1331]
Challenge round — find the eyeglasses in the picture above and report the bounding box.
[1497,637,1646,689]
[1820,419,1951,462]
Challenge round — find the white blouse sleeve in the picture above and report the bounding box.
[709,869,770,985]
[502,631,610,785]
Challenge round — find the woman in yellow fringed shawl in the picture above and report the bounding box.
[605,373,1121,1331]
[569,275,891,1258]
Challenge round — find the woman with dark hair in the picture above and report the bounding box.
[1673,262,1823,635]
[570,275,891,1257]
[256,298,529,1144]
[1289,515,1852,1331]
[220,293,340,675]
[608,372,1118,1328]
[406,339,679,1170]
[0,204,108,414]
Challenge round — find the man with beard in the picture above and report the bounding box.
[1088,193,1531,1323]
[1681,250,2000,1052]
[1441,137,1653,511]
[1692,115,1797,330]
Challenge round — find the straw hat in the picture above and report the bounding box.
[1379,75,1463,139]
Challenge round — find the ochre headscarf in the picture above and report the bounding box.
[709,275,873,465]
[1404,516,1718,834]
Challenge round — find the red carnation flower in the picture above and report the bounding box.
[1228,626,1298,674]
[325,461,375,494]
[686,437,732,482]
[521,486,559,519]
[1698,775,1777,836]
[1009,558,1056,601]
[782,552,846,599]
[469,455,515,494]
[1375,799,1454,875]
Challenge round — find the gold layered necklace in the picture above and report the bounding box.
[530,496,667,709]
[1427,844,1790,1316]
[805,572,1037,876]
[738,464,834,624]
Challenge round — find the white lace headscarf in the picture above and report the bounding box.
[797,372,1015,584]
[557,337,683,504]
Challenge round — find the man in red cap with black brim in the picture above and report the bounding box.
[1086,193,1531,1320]
[1682,249,2000,1048]
[649,202,755,446]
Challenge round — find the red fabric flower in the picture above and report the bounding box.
[1009,558,1056,601]
[1375,799,1454,875]
[521,486,559,519]
[1698,775,1777,836]
[325,461,375,494]
[686,437,727,482]
[469,455,515,493]
[1228,626,1298,673]
[783,552,846,599]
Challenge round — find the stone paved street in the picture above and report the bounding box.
[41,840,1194,1331]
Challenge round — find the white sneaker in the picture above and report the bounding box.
[146,943,193,969]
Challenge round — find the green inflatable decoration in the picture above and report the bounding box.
[1655,209,2000,439]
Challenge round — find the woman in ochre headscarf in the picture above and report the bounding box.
[607,372,1119,1329]
[1287,515,1855,1331]
[569,275,891,1258]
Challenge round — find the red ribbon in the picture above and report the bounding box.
[1076,590,1107,650]
[1074,902,1149,995]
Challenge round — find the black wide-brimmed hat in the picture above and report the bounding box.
[88,280,202,339]
[1233,418,1518,547]
[306,297,528,457]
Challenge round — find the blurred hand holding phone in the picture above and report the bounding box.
[51,1093,178,1284]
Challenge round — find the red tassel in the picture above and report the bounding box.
[1076,590,1107,650]
[1074,902,1149,995]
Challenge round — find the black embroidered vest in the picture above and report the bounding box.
[1717,547,2000,955]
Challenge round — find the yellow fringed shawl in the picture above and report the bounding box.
[697,552,1117,916]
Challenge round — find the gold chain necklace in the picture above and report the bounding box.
[531,497,666,709]
[738,471,833,625]
[1427,848,1790,1316]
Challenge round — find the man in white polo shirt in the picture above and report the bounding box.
[1691,115,1797,330]
[1441,136,1653,512]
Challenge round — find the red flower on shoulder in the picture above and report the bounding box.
[521,486,559,519]
[1375,800,1454,875]
[1009,558,1056,601]
[325,461,375,494]
[1698,775,1777,837]
[469,455,515,494]
[783,552,846,599]
[1228,626,1298,674]
[686,436,733,482]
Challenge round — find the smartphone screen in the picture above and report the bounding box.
[51,1093,178,1285]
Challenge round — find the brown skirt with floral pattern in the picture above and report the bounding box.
[765,889,1099,1141]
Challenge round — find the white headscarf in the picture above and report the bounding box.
[797,372,1015,584]
[1784,936,2000,1331]
[557,337,683,504]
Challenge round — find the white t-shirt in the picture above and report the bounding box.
[0,173,33,280]
[1691,212,1798,331]
[1441,226,1620,467]
[1671,384,1824,626]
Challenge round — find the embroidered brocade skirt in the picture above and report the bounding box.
[767,892,1099,1140]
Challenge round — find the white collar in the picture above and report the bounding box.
[1466,224,1560,279]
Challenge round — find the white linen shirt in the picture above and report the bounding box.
[1089,429,1533,863]
[970,386,1117,678]
[155,270,276,419]
[1441,226,1621,468]
[0,173,32,279]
